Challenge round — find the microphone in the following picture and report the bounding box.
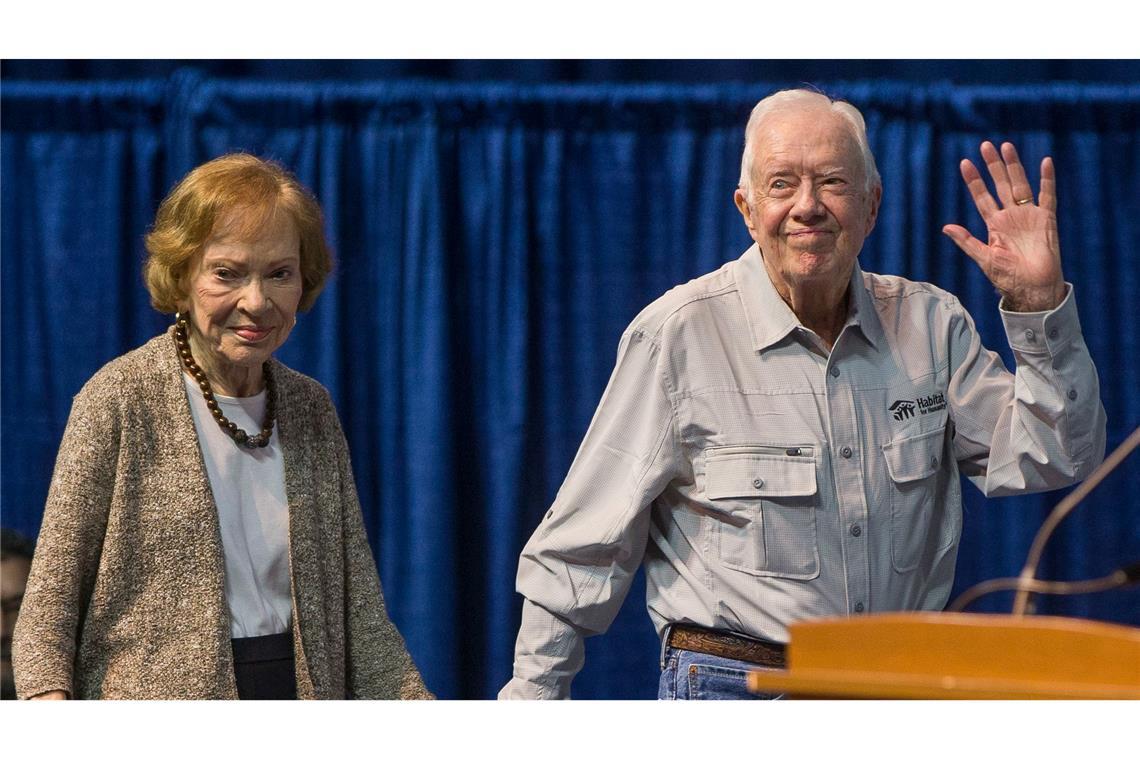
[947,424,1140,616]
[947,560,1140,613]
[1011,424,1140,615]
[1122,560,1140,584]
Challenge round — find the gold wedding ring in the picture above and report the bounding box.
[1015,198,1033,205]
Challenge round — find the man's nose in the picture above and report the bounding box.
[791,183,825,219]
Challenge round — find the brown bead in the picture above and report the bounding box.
[174,328,275,450]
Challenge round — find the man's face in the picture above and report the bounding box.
[734,107,881,298]
[1,556,32,694]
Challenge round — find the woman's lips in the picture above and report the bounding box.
[232,326,273,342]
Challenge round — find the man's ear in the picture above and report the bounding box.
[864,183,883,236]
[734,188,759,241]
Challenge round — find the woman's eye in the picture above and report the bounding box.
[213,268,235,280]
[271,269,294,280]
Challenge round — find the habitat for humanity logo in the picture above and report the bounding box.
[889,392,946,421]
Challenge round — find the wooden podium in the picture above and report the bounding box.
[747,612,1140,699]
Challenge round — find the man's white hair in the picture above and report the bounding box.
[738,89,881,194]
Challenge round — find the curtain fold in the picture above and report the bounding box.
[3,75,1138,699]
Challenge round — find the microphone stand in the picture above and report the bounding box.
[1011,424,1140,616]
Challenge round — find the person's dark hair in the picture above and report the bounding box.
[0,529,34,562]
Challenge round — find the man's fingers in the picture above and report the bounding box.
[1001,142,1034,206]
[980,141,1016,207]
[959,159,999,221]
[1039,156,1057,214]
[942,224,990,268]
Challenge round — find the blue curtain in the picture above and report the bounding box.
[3,71,1138,699]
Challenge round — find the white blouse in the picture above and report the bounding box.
[183,374,292,639]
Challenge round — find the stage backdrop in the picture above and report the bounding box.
[3,70,1138,699]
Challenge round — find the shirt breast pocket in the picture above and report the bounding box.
[881,425,955,573]
[703,446,819,580]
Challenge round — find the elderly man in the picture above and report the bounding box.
[499,89,1105,699]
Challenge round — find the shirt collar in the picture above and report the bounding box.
[734,243,885,353]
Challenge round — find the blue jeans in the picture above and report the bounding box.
[658,645,785,700]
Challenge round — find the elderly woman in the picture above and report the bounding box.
[13,154,431,700]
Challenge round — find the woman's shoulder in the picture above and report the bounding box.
[271,360,335,411]
[76,329,180,405]
[270,362,345,448]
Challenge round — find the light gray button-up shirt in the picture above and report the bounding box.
[500,244,1106,699]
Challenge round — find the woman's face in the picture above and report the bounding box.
[180,211,303,384]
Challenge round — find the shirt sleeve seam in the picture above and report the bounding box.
[597,329,678,555]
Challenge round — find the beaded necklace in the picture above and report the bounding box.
[174,313,276,448]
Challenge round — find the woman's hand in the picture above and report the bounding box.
[29,689,68,700]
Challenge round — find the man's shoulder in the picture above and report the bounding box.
[626,258,741,342]
[861,269,963,312]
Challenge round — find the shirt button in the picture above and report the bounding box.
[752,478,764,489]
[931,456,939,469]
[1068,389,1078,401]
[1049,328,1059,340]
[829,366,840,378]
[854,602,865,613]
[1024,329,1036,342]
[850,524,862,537]
[841,446,853,459]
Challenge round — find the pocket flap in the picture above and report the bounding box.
[882,426,945,483]
[705,449,817,499]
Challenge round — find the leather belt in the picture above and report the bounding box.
[667,624,787,669]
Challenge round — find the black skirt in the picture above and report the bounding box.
[231,631,297,700]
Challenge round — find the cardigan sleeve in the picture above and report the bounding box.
[333,419,434,700]
[12,370,122,698]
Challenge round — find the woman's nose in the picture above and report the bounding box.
[240,279,271,313]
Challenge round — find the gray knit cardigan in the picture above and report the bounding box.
[13,328,433,699]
